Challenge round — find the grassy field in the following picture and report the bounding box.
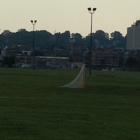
[0,68,140,140]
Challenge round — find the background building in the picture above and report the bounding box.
[127,20,140,50]
[83,48,120,69]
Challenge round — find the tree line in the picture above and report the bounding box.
[0,29,126,50]
[1,29,140,71]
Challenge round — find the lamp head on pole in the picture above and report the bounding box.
[87,7,97,13]
[93,8,97,11]
[31,20,37,25]
[87,7,91,11]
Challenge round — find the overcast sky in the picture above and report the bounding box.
[1,0,140,37]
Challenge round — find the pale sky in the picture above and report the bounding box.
[1,0,140,37]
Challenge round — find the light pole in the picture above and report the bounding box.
[31,20,37,70]
[87,7,97,76]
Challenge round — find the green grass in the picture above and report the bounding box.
[0,68,140,140]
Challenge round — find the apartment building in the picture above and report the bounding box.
[127,20,140,50]
[84,48,119,69]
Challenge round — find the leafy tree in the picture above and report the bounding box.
[1,30,13,47]
[84,34,90,48]
[2,56,15,67]
[110,31,126,48]
[35,30,53,49]
[125,57,138,70]
[0,29,126,52]
[71,33,83,45]
[94,30,109,48]
[54,31,70,50]
[17,29,27,32]
[1,30,12,36]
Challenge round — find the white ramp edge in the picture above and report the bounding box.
[61,64,86,88]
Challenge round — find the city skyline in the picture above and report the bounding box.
[1,0,140,37]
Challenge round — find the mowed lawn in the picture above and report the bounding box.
[0,68,140,140]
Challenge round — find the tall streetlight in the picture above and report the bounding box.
[87,7,97,76]
[31,20,37,70]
